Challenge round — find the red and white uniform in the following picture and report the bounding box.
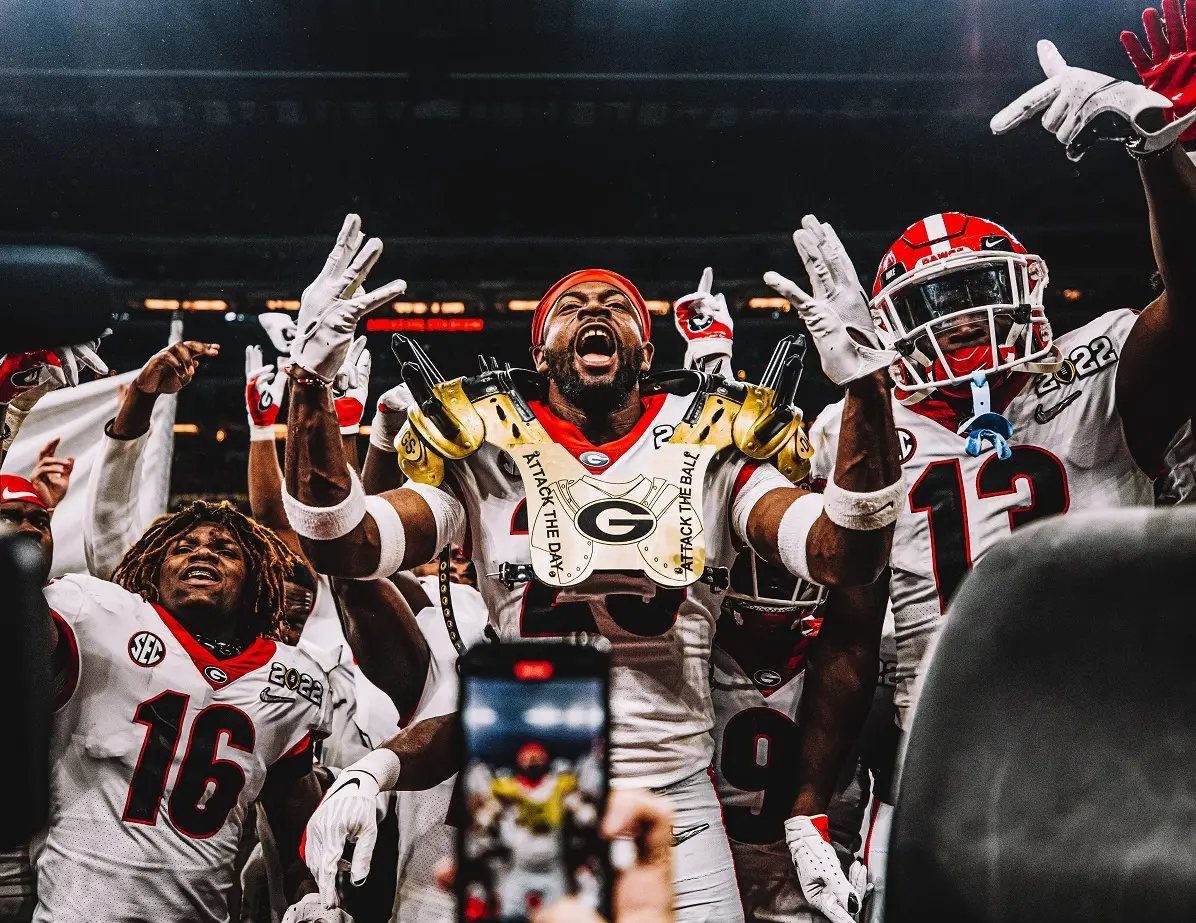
[811,310,1155,726]
[711,640,815,923]
[437,393,788,923]
[391,579,488,923]
[35,574,331,923]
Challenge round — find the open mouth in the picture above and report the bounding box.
[182,564,221,587]
[574,323,617,371]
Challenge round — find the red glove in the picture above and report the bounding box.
[332,337,371,435]
[245,345,287,438]
[673,267,734,370]
[0,351,66,405]
[1122,0,1196,145]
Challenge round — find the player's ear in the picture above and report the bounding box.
[640,341,654,371]
[531,345,548,373]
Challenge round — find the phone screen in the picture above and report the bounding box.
[458,649,609,922]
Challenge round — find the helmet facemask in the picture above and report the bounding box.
[870,250,1060,399]
[723,552,826,633]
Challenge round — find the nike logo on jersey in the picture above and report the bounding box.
[259,688,295,704]
[671,822,710,846]
[1034,392,1081,425]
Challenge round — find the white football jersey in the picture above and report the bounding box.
[443,393,788,789]
[392,579,488,923]
[35,574,332,923]
[811,310,1155,724]
[299,575,402,770]
[710,632,807,922]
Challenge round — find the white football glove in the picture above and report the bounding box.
[991,39,1196,161]
[369,381,415,453]
[281,893,355,923]
[331,336,371,435]
[674,266,734,372]
[303,766,384,908]
[245,345,289,437]
[785,815,860,923]
[291,214,406,383]
[260,313,298,355]
[764,216,896,386]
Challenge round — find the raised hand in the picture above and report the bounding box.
[292,215,406,383]
[134,341,220,395]
[245,344,289,437]
[260,313,299,356]
[29,437,74,509]
[331,336,371,435]
[1122,0,1196,146]
[765,215,896,386]
[991,39,1196,160]
[673,266,734,369]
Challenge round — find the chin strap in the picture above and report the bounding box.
[957,371,1013,460]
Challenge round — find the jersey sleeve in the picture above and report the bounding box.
[84,427,152,581]
[729,462,793,548]
[807,399,845,486]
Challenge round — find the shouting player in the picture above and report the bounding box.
[788,10,1196,856]
[282,214,903,920]
[34,495,336,923]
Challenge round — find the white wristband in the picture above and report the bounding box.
[249,425,277,442]
[402,480,466,550]
[360,494,407,580]
[822,477,904,531]
[369,406,400,453]
[281,464,366,540]
[349,748,402,792]
[776,491,824,584]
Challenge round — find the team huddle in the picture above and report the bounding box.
[1,10,1195,923]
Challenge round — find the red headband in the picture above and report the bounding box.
[0,475,46,509]
[530,269,651,347]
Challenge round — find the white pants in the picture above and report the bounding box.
[653,769,745,923]
[862,801,893,923]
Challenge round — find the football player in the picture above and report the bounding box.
[783,13,1196,880]
[25,477,335,923]
[281,214,903,921]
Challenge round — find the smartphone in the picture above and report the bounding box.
[457,642,611,923]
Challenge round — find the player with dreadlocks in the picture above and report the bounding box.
[34,490,340,923]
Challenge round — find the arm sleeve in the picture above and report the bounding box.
[730,462,794,547]
[84,424,151,580]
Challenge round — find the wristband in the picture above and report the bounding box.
[347,748,402,792]
[250,425,277,442]
[281,465,366,540]
[776,491,824,584]
[360,494,407,580]
[822,477,904,531]
[369,405,402,453]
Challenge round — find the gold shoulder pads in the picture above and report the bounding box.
[774,423,815,485]
[396,421,447,486]
[670,391,739,450]
[732,384,805,461]
[406,378,486,461]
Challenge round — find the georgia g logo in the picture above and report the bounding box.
[686,314,714,333]
[128,631,166,667]
[576,499,656,544]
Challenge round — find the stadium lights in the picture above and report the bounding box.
[182,300,228,311]
[463,704,497,728]
[266,299,301,311]
[1063,288,1082,301]
[747,297,791,311]
[144,299,180,311]
[506,300,538,312]
[392,301,466,315]
[644,300,671,315]
[173,423,199,434]
[366,318,484,333]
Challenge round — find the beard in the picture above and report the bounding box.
[544,341,644,413]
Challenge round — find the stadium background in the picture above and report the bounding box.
[0,0,1165,501]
